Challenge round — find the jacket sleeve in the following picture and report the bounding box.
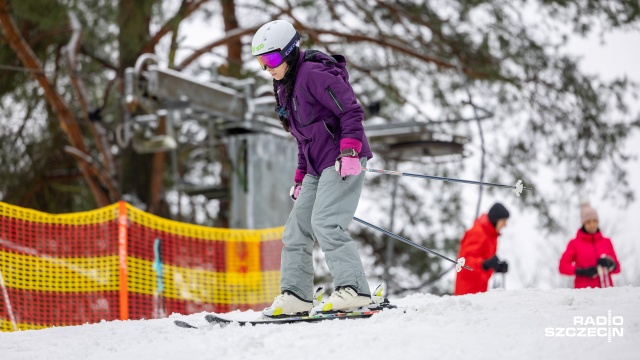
[296,139,307,174]
[294,168,306,184]
[458,230,491,274]
[606,239,621,274]
[559,241,577,275]
[307,66,365,142]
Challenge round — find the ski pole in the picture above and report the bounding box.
[603,267,611,287]
[362,167,532,196]
[597,265,606,288]
[604,255,612,287]
[597,254,612,288]
[0,268,18,331]
[352,217,472,272]
[153,238,167,318]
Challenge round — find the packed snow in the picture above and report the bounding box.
[2,286,638,360]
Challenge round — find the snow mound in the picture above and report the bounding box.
[2,287,638,360]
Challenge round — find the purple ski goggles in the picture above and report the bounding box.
[255,33,300,70]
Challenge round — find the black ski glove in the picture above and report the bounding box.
[482,255,500,271]
[494,260,509,273]
[597,257,616,271]
[575,267,598,278]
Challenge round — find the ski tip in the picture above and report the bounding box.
[373,283,385,298]
[174,320,198,329]
[205,314,236,327]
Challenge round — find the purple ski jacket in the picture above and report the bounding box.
[277,50,372,178]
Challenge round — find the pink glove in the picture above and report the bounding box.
[290,183,302,201]
[335,141,362,178]
[335,156,361,177]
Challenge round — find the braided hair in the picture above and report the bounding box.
[273,47,300,132]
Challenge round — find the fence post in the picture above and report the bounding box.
[117,201,129,320]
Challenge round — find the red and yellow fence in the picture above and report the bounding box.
[0,201,283,331]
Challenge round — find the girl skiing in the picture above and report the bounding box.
[251,20,373,316]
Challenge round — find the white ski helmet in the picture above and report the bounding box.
[252,20,300,69]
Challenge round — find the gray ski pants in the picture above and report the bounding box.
[280,158,370,301]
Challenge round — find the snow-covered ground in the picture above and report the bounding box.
[2,287,638,360]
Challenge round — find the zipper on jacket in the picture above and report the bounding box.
[327,86,343,112]
[293,96,301,124]
[323,120,337,143]
[591,234,599,265]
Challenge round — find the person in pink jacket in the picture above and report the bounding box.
[559,202,620,288]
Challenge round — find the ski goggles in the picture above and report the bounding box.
[255,33,300,70]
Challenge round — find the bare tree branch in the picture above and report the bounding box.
[66,11,119,200]
[141,0,210,55]
[79,44,118,71]
[66,12,90,116]
[325,0,349,27]
[311,27,459,73]
[175,25,262,70]
[64,146,119,199]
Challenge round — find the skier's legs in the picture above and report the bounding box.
[280,174,318,301]
[311,158,370,296]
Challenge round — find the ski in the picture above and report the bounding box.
[174,303,395,329]
[173,284,395,329]
[174,320,199,329]
[205,306,389,327]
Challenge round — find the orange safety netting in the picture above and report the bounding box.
[0,201,283,331]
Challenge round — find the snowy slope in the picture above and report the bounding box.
[1,287,638,360]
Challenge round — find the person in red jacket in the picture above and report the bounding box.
[454,203,510,295]
[559,202,620,288]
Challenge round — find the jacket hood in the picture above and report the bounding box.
[301,50,349,84]
[476,214,499,237]
[303,50,347,68]
[277,49,344,91]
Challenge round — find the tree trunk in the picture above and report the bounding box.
[220,0,242,77]
[214,0,243,228]
[116,0,158,209]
